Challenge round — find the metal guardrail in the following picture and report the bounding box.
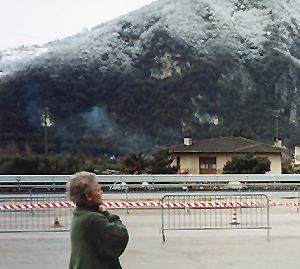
[1,174,300,195]
[161,194,270,241]
[1,174,300,185]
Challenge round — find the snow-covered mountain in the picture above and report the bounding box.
[2,0,300,75]
[0,46,48,76]
[1,0,300,155]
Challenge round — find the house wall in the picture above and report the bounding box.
[253,154,281,174]
[295,146,300,165]
[172,153,199,174]
[216,154,231,173]
[172,153,230,174]
[172,153,282,174]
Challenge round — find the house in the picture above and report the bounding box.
[293,145,300,172]
[170,136,283,174]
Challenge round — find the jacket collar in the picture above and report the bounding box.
[76,201,99,212]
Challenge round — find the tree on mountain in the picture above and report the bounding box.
[148,148,179,174]
[121,152,149,174]
[223,154,270,174]
[0,154,95,175]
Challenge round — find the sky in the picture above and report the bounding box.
[0,0,157,50]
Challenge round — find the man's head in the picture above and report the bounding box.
[67,171,103,205]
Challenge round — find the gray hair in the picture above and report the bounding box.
[66,171,99,203]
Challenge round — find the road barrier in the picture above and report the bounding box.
[161,194,270,241]
[0,194,72,232]
[1,185,298,233]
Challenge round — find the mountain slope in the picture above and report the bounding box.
[1,0,300,155]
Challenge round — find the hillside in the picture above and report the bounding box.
[1,0,300,155]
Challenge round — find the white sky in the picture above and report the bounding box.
[0,0,157,50]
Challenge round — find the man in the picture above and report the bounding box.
[67,171,129,269]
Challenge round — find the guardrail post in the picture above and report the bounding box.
[161,197,165,242]
[183,186,190,214]
[29,188,34,216]
[297,185,300,213]
[125,185,129,214]
[16,176,21,192]
[52,178,56,192]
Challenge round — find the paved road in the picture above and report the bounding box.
[1,208,300,269]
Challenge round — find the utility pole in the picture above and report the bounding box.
[44,120,48,155]
[267,109,281,139]
[275,113,279,139]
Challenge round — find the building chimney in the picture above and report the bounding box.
[184,136,192,146]
[274,137,282,148]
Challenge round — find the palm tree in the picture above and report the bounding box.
[122,152,148,174]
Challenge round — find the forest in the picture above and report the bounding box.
[1,0,300,156]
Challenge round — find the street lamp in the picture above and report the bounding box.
[41,107,53,155]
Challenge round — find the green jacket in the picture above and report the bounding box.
[69,207,129,269]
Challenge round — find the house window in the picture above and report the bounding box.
[176,157,180,167]
[199,157,217,174]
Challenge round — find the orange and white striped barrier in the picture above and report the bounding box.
[0,202,75,210]
[1,200,300,211]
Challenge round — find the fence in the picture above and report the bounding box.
[0,184,188,232]
[0,182,297,233]
[0,194,72,232]
[161,194,270,241]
